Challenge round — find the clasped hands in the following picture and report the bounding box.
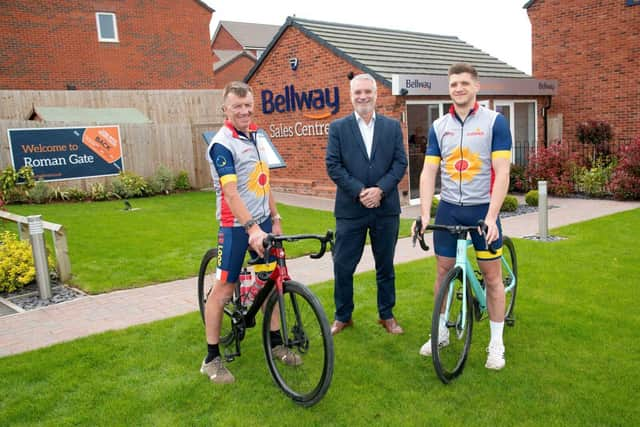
[359,186,383,209]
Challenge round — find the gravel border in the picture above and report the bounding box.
[0,281,85,312]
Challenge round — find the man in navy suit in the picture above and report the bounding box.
[326,73,408,335]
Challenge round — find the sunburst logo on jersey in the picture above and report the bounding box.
[247,161,270,196]
[444,147,481,182]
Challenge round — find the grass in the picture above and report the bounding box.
[0,209,638,426]
[3,191,414,293]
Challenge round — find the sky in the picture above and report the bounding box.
[202,0,532,74]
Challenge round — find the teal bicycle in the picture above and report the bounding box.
[413,218,518,384]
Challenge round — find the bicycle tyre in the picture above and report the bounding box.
[431,266,473,384]
[502,236,518,325]
[262,280,334,407]
[197,248,235,345]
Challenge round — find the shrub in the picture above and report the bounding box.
[112,171,150,198]
[149,165,175,195]
[0,231,36,292]
[29,180,52,204]
[576,120,613,164]
[525,144,579,197]
[89,182,117,201]
[0,166,35,204]
[500,195,518,212]
[67,188,88,202]
[51,186,70,201]
[509,163,529,193]
[174,170,191,191]
[525,190,539,206]
[610,137,640,200]
[573,157,614,198]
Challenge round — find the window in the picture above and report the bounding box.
[627,0,640,6]
[96,12,119,42]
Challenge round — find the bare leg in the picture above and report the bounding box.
[478,258,504,322]
[205,279,235,344]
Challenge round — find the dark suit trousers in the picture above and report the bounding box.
[333,212,400,321]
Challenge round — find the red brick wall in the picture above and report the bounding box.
[211,26,243,51]
[0,0,214,90]
[247,26,407,197]
[214,56,256,89]
[528,0,640,147]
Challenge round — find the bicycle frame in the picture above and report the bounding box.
[222,232,332,360]
[450,236,517,331]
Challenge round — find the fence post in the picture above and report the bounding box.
[28,215,52,300]
[538,181,548,240]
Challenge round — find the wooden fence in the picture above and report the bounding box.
[0,90,225,189]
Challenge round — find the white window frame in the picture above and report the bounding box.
[493,100,538,163]
[96,12,119,43]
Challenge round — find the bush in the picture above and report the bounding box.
[573,157,614,198]
[500,195,518,212]
[0,231,36,292]
[610,137,640,200]
[0,166,35,204]
[509,163,529,193]
[112,171,150,198]
[174,170,191,191]
[576,120,613,164]
[67,188,88,202]
[29,180,52,204]
[526,144,579,197]
[149,165,175,195]
[525,190,539,206]
[89,182,117,201]
[51,186,70,201]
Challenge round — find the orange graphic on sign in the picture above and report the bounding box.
[82,127,121,164]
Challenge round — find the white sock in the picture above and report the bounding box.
[489,320,504,348]
[439,314,447,332]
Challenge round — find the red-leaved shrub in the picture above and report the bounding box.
[610,137,640,200]
[525,144,580,196]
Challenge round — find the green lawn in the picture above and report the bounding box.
[3,192,413,293]
[1,210,638,426]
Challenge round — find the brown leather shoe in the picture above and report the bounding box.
[331,319,353,336]
[378,317,404,335]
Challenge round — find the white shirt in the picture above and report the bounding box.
[354,111,375,158]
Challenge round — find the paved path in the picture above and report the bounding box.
[1,194,638,358]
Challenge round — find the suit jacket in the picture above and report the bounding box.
[326,113,408,218]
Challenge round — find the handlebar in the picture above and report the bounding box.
[262,230,334,259]
[412,217,496,254]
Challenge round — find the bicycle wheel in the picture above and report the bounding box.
[262,280,334,407]
[431,266,473,384]
[501,236,518,326]
[197,248,235,345]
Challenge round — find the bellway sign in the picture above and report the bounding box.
[391,74,558,96]
[8,126,124,182]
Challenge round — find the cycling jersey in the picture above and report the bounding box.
[425,104,512,205]
[207,120,271,227]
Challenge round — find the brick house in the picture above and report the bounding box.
[211,21,279,89]
[245,17,556,202]
[0,0,215,90]
[525,0,640,148]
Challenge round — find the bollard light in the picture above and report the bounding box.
[28,215,52,300]
[538,181,548,240]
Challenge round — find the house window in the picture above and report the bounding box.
[96,12,119,42]
[627,0,640,5]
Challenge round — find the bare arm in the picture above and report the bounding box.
[485,157,510,244]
